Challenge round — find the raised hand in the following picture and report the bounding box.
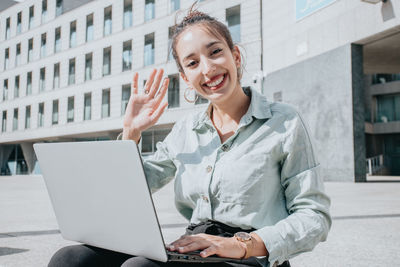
[122,69,169,143]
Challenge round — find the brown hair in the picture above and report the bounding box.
[171,5,237,74]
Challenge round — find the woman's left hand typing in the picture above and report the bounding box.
[167,233,246,259]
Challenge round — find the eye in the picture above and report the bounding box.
[186,60,197,68]
[211,48,222,55]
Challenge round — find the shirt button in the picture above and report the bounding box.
[221,144,229,151]
[206,165,213,173]
[202,195,209,203]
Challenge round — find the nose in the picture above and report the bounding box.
[200,58,216,77]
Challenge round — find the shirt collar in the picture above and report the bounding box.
[192,87,272,131]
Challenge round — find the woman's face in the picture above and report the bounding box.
[176,24,241,104]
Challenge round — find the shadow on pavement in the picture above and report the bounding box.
[0,247,29,257]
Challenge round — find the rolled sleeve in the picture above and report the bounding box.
[255,112,331,266]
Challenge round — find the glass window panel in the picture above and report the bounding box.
[55,27,61,53]
[42,0,48,23]
[141,131,153,153]
[377,95,395,122]
[168,74,179,108]
[170,0,180,12]
[26,72,32,95]
[103,47,111,76]
[39,68,46,92]
[67,96,74,122]
[102,89,110,118]
[86,14,94,41]
[104,6,112,36]
[85,53,92,81]
[25,106,31,129]
[70,21,77,48]
[14,76,20,98]
[226,5,240,43]
[6,18,10,40]
[52,100,59,125]
[168,27,174,61]
[29,6,34,29]
[17,12,22,34]
[123,40,132,71]
[41,33,47,58]
[38,103,44,127]
[69,58,75,85]
[3,79,8,101]
[28,39,33,62]
[2,111,7,132]
[53,63,60,89]
[4,48,9,70]
[123,0,132,29]
[121,84,131,115]
[84,93,92,120]
[56,0,63,16]
[145,0,155,21]
[16,43,21,66]
[13,109,18,131]
[144,33,154,66]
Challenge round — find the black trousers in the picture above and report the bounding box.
[48,244,261,267]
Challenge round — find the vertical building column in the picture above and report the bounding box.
[20,142,36,174]
[351,44,366,182]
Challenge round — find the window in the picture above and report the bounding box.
[56,0,63,17]
[54,27,61,53]
[226,5,240,43]
[67,96,74,122]
[26,72,32,95]
[84,93,91,120]
[52,100,59,125]
[17,12,22,34]
[39,68,46,92]
[122,40,132,71]
[86,14,94,42]
[28,38,33,62]
[42,0,48,23]
[103,47,111,76]
[25,106,31,129]
[38,102,44,127]
[144,33,154,66]
[145,0,155,21]
[170,0,180,12]
[13,108,18,131]
[168,27,174,61]
[41,33,47,58]
[5,17,10,40]
[376,94,400,123]
[3,79,8,101]
[29,5,34,29]
[141,129,171,154]
[2,111,7,132]
[14,76,20,98]
[102,88,110,118]
[68,58,75,85]
[168,74,179,108]
[85,53,92,81]
[372,73,400,84]
[104,6,112,36]
[123,0,132,29]
[53,63,60,89]
[16,43,21,66]
[70,21,77,48]
[121,84,131,115]
[4,48,9,70]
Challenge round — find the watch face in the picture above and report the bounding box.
[235,232,251,241]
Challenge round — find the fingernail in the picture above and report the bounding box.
[169,245,174,250]
[178,247,184,251]
[200,252,206,257]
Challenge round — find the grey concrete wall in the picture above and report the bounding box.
[263,44,355,182]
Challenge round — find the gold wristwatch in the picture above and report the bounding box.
[234,232,253,259]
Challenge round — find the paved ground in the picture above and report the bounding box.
[0,175,399,267]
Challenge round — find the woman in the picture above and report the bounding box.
[49,7,331,267]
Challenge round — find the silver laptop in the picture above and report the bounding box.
[34,140,241,263]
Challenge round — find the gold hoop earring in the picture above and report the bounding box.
[184,87,199,103]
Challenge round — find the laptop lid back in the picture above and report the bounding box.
[34,141,168,262]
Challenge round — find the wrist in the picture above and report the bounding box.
[122,127,141,143]
[234,232,253,259]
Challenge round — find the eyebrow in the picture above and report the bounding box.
[182,41,222,61]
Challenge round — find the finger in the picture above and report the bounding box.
[150,102,168,123]
[168,235,194,251]
[132,72,139,94]
[144,69,157,94]
[148,69,164,98]
[200,246,217,258]
[153,78,169,109]
[177,242,206,254]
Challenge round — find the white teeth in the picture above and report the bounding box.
[206,75,224,87]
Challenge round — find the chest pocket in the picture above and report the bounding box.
[216,153,271,204]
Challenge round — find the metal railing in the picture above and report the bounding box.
[366,154,384,175]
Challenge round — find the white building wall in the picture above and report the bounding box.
[263,0,400,74]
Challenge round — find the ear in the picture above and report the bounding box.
[232,45,241,68]
[180,72,190,85]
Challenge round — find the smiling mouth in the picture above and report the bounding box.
[203,74,227,90]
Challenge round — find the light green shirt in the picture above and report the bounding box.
[143,87,331,266]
